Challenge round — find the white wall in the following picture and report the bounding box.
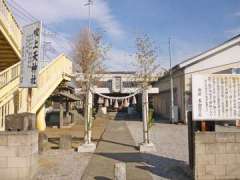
[185,44,240,74]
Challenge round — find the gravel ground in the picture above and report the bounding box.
[126,121,193,180]
[35,116,109,180]
[35,150,92,180]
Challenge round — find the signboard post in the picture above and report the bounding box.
[20,21,42,112]
[192,74,240,121]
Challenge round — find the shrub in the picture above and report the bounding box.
[148,108,155,129]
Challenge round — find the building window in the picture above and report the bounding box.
[115,77,121,91]
[122,81,138,88]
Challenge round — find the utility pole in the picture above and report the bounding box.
[168,38,175,123]
[84,0,93,143]
[85,0,93,35]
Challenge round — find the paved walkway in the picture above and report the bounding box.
[81,120,152,180]
[127,121,193,180]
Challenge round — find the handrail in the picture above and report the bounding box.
[39,54,66,74]
[31,55,72,112]
[0,54,72,90]
[0,0,22,52]
[0,62,20,89]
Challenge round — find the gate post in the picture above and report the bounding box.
[78,90,96,153]
[142,89,149,144]
[139,88,156,152]
[187,111,194,170]
[87,90,93,144]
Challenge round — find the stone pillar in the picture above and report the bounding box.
[59,134,72,149]
[59,103,64,128]
[65,101,71,124]
[66,100,69,112]
[114,162,126,180]
[39,132,48,153]
[36,105,46,131]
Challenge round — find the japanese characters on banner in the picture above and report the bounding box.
[20,21,42,88]
[192,74,240,121]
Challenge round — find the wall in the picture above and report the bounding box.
[0,130,38,179]
[185,44,240,75]
[194,132,240,180]
[152,91,170,118]
[152,70,185,121]
[184,44,240,94]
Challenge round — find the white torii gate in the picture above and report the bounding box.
[78,86,158,153]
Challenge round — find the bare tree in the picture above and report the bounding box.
[133,34,161,145]
[134,34,161,88]
[74,28,106,88]
[74,27,107,144]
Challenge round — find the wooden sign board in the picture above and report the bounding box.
[20,21,42,88]
[192,74,240,121]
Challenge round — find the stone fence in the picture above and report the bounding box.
[0,130,38,180]
[194,132,240,180]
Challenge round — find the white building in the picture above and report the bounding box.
[152,34,240,123]
[76,71,159,94]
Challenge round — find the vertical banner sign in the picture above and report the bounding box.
[192,74,240,121]
[20,21,42,88]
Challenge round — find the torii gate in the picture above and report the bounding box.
[77,86,158,153]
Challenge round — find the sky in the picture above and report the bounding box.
[8,0,240,71]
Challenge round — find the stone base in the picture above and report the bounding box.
[77,142,96,153]
[139,142,156,153]
[6,113,36,131]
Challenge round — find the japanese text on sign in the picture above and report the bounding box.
[20,21,42,88]
[192,74,240,121]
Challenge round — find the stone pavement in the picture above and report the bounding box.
[81,120,153,180]
[127,121,193,180]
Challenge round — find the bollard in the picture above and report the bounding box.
[114,162,126,180]
[38,132,48,153]
[59,134,72,149]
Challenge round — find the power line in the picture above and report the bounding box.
[9,9,31,24]
[168,37,175,123]
[7,0,73,51]
[8,0,37,21]
[7,0,75,65]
